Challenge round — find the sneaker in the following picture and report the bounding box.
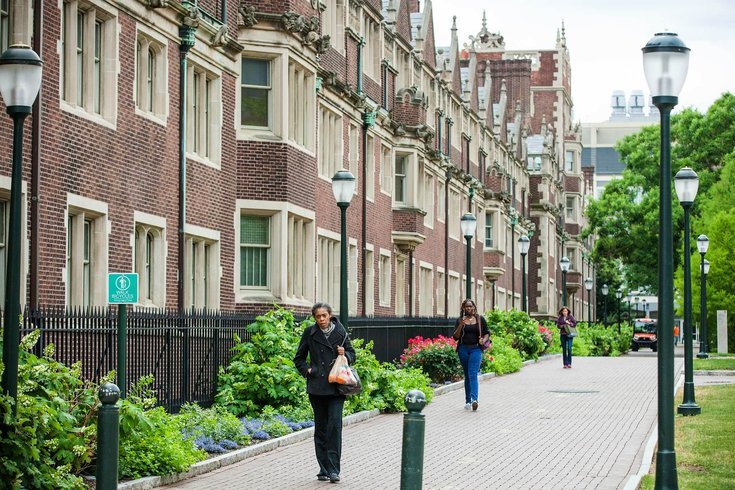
[317,475,330,481]
[329,473,340,483]
[464,403,471,410]
[472,400,478,411]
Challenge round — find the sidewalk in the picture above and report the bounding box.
[162,352,683,490]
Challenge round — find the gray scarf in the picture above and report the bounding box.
[320,321,336,339]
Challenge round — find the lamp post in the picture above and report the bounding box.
[460,213,477,300]
[675,166,700,416]
[0,45,43,409]
[584,277,593,324]
[634,296,639,319]
[518,235,530,313]
[510,211,518,309]
[643,30,690,488]
[332,169,356,329]
[601,284,609,327]
[696,235,709,359]
[615,290,623,334]
[560,256,570,306]
[642,298,647,317]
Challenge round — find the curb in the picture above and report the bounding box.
[118,353,560,489]
[694,370,735,376]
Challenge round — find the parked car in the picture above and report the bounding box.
[632,319,657,352]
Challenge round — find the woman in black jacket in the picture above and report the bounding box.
[294,302,356,483]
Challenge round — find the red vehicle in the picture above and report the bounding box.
[632,319,657,352]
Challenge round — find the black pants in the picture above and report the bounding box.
[309,394,345,476]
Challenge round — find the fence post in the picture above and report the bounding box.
[182,312,190,405]
[96,382,120,490]
[400,389,427,490]
[117,305,127,399]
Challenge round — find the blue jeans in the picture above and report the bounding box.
[561,334,574,366]
[457,344,482,403]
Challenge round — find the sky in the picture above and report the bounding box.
[430,0,735,123]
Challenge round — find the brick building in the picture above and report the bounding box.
[0,0,594,320]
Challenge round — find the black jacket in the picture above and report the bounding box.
[294,317,356,396]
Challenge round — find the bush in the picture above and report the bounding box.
[482,335,523,375]
[485,310,546,360]
[176,403,251,451]
[375,365,434,412]
[397,335,462,383]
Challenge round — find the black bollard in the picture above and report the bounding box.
[96,382,121,490]
[400,389,427,490]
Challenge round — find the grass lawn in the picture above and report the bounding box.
[693,358,735,371]
[640,384,735,489]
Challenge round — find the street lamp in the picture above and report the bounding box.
[584,277,593,323]
[460,213,477,300]
[0,45,43,409]
[615,290,623,334]
[634,296,640,319]
[642,298,647,317]
[675,166,700,416]
[627,294,633,326]
[697,235,710,359]
[518,235,530,313]
[643,30,690,488]
[332,169,356,329]
[560,256,570,306]
[601,283,609,327]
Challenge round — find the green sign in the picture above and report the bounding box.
[108,273,139,304]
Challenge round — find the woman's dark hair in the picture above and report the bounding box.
[460,298,476,316]
[312,302,333,316]
[558,306,570,316]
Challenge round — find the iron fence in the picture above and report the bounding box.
[13,307,455,410]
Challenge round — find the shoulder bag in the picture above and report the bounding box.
[477,315,492,351]
[336,331,362,396]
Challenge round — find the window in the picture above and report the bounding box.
[288,60,315,149]
[185,232,220,309]
[449,189,460,240]
[241,58,271,128]
[67,203,107,307]
[366,135,375,200]
[240,215,270,288]
[485,212,494,248]
[566,248,577,272]
[319,105,342,178]
[566,196,575,221]
[528,156,542,171]
[565,150,575,172]
[449,272,460,312]
[423,171,434,226]
[322,0,345,52]
[380,145,392,194]
[349,242,358,315]
[61,0,117,122]
[419,265,433,316]
[349,123,359,182]
[0,0,9,54]
[134,221,165,307]
[365,248,375,315]
[362,14,380,79]
[395,256,406,316]
[379,250,391,307]
[437,180,445,222]
[394,154,408,204]
[188,62,222,163]
[135,30,167,119]
[436,269,445,315]
[318,235,340,312]
[462,135,470,173]
[287,214,313,301]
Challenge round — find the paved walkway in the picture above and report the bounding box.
[164,352,685,490]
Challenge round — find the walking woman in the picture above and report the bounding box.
[556,306,577,368]
[294,303,355,483]
[453,298,490,411]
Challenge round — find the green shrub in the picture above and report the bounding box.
[342,339,388,414]
[482,335,523,375]
[375,365,434,413]
[485,310,545,360]
[397,335,462,383]
[175,403,250,446]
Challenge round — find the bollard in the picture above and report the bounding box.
[400,389,427,490]
[96,382,121,490]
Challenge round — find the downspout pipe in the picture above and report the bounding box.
[444,167,451,317]
[361,109,375,316]
[30,0,44,308]
[179,8,197,311]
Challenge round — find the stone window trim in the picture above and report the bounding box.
[132,211,166,308]
[380,143,392,197]
[235,200,315,307]
[436,267,445,315]
[65,193,109,307]
[322,0,345,54]
[183,223,221,310]
[287,58,316,153]
[317,228,341,314]
[318,101,344,181]
[348,237,358,315]
[134,24,169,125]
[60,0,119,129]
[364,243,375,316]
[378,248,392,307]
[365,133,375,202]
[0,176,28,307]
[186,56,223,169]
[236,47,284,144]
[418,261,434,316]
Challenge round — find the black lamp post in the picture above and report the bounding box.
[518,235,530,313]
[460,213,477,300]
[696,235,709,359]
[615,290,623,334]
[634,296,639,319]
[560,256,570,306]
[0,45,43,409]
[601,284,609,327]
[675,166,700,416]
[643,30,690,488]
[584,277,593,323]
[332,169,356,329]
[642,298,647,317]
[510,211,518,309]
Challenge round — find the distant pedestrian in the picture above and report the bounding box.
[556,306,577,369]
[294,302,355,483]
[673,325,680,346]
[452,298,490,411]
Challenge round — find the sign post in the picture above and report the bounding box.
[108,273,138,398]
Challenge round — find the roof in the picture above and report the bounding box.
[581,147,626,174]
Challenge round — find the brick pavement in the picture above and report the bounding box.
[164,354,682,490]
